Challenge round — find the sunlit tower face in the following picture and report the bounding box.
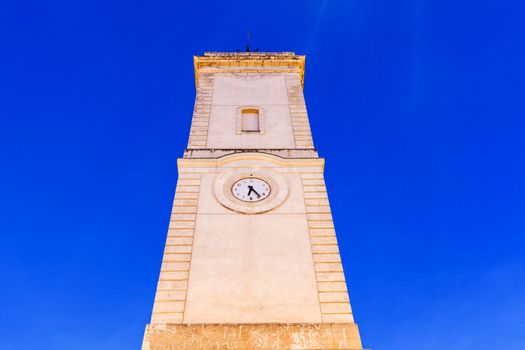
[142,52,363,350]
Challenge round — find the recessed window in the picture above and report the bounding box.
[241,108,260,132]
[236,106,265,135]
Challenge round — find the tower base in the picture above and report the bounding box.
[142,323,363,350]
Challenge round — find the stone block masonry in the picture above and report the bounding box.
[187,74,213,149]
[150,172,202,325]
[143,52,364,350]
[143,323,362,350]
[301,172,355,324]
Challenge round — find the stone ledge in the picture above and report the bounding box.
[183,148,318,159]
[194,53,306,88]
[142,323,363,350]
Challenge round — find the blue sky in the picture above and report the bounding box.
[1,1,524,349]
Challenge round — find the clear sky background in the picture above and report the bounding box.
[1,1,524,349]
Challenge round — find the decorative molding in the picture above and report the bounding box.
[183,148,319,159]
[178,152,325,169]
[194,53,306,88]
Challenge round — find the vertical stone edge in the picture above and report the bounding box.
[285,73,315,149]
[301,169,355,324]
[187,73,214,149]
[149,170,202,324]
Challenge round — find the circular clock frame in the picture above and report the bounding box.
[214,169,289,214]
[231,177,271,202]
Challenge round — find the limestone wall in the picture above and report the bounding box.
[149,154,354,325]
[187,72,314,151]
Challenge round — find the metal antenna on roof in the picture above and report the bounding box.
[246,31,251,52]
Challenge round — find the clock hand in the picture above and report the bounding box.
[251,188,261,198]
[247,185,254,196]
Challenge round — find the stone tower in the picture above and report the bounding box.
[142,52,363,349]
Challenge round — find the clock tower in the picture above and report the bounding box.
[142,52,364,349]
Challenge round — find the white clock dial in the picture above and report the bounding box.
[232,178,271,202]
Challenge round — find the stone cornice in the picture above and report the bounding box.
[183,148,319,159]
[193,52,306,88]
[178,152,325,169]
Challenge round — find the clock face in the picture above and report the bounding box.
[232,177,271,202]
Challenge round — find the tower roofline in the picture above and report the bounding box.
[193,52,306,88]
